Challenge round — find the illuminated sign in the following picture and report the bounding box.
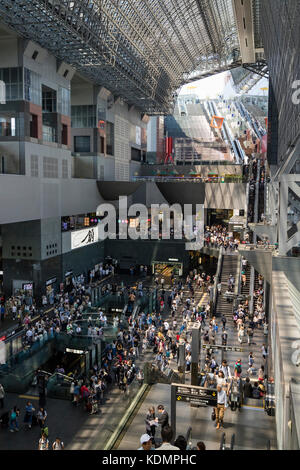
[71,226,99,250]
[66,348,85,354]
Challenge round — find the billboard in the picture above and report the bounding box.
[71,226,99,250]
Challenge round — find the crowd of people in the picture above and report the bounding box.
[0,234,271,449]
[138,404,206,450]
[203,225,242,251]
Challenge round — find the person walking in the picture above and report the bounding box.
[24,401,35,430]
[9,406,20,432]
[214,385,228,430]
[38,432,49,450]
[52,438,64,450]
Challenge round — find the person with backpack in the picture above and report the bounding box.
[52,437,64,450]
[9,406,20,432]
[235,360,242,378]
[252,382,261,399]
[38,432,49,450]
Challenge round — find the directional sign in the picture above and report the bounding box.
[202,344,243,352]
[175,385,217,407]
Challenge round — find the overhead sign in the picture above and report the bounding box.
[71,226,99,250]
[175,384,217,407]
[202,344,243,352]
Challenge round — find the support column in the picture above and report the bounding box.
[170,385,177,443]
[191,323,201,386]
[178,343,186,382]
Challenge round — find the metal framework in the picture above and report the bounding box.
[0,0,240,113]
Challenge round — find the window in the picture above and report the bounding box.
[58,87,71,116]
[24,68,41,105]
[32,50,39,60]
[62,124,68,145]
[131,147,141,162]
[0,114,17,137]
[74,136,90,153]
[43,125,56,142]
[62,159,68,179]
[0,67,23,101]
[30,114,38,138]
[43,157,58,178]
[30,155,38,177]
[42,86,57,113]
[71,105,96,128]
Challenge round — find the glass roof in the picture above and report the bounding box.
[0,0,245,112]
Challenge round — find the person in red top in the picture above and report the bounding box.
[80,384,90,404]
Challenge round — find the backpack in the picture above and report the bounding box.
[236,364,242,374]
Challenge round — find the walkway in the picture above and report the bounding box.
[117,383,276,450]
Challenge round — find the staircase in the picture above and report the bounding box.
[215,254,239,318]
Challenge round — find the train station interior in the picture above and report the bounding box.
[0,0,299,452]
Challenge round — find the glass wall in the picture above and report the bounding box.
[71,105,96,128]
[43,125,57,143]
[58,87,71,116]
[24,68,42,105]
[0,67,23,101]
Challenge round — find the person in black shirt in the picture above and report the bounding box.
[243,377,253,398]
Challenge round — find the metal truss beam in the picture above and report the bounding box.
[0,0,241,113]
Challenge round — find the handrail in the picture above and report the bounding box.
[49,371,74,382]
[213,247,223,315]
[249,266,255,315]
[220,433,226,450]
[185,426,192,446]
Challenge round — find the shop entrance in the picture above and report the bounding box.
[152,261,183,279]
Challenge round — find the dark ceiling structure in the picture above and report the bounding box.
[0,0,242,113]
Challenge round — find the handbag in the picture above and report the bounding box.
[211,409,216,421]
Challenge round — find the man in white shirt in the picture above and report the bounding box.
[220,360,232,381]
[156,425,180,450]
[214,385,228,430]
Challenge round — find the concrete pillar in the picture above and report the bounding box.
[191,324,201,385]
[178,343,186,378]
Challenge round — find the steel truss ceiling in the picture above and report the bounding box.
[0,0,240,113]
